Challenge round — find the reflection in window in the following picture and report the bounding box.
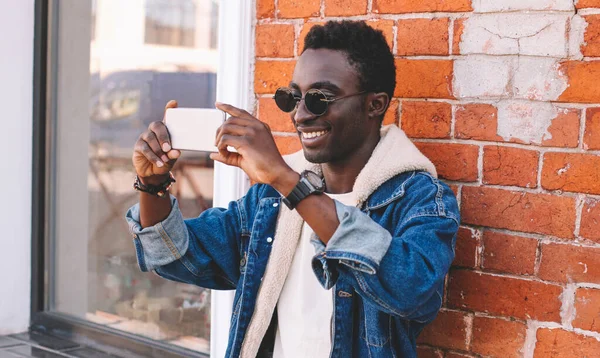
[50,0,219,354]
[145,0,197,47]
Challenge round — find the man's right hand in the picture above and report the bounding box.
[133,100,181,185]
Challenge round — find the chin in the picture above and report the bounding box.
[302,148,332,164]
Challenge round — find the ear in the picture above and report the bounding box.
[367,92,390,120]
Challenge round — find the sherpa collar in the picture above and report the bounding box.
[239,125,437,357]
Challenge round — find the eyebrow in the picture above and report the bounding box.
[289,81,341,92]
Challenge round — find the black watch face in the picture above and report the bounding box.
[304,171,325,191]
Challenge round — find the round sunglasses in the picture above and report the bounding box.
[273,87,366,116]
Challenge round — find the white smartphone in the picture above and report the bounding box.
[164,108,226,152]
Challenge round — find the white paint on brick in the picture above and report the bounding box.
[512,57,569,101]
[568,15,589,60]
[522,320,539,358]
[459,14,569,57]
[453,56,514,98]
[496,101,558,144]
[472,0,574,12]
[560,284,578,328]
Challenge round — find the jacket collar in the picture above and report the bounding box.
[284,125,437,207]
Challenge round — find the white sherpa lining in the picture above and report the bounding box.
[239,125,437,357]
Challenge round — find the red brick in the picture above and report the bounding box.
[455,104,503,141]
[542,152,600,195]
[416,346,443,358]
[274,135,301,155]
[584,108,600,150]
[402,102,452,139]
[581,198,600,243]
[541,108,580,148]
[577,0,600,8]
[534,328,600,357]
[324,0,367,16]
[417,310,469,350]
[254,60,296,94]
[447,269,562,322]
[373,0,472,13]
[448,184,459,197]
[257,97,296,132]
[255,24,295,58]
[453,18,465,55]
[415,143,479,182]
[278,0,320,18]
[538,243,600,283]
[382,98,399,126]
[483,146,539,188]
[573,288,600,333]
[461,186,576,238]
[298,22,324,54]
[558,61,600,103]
[366,19,395,51]
[482,231,537,275]
[257,0,275,18]
[471,316,527,358]
[395,60,454,99]
[583,15,600,57]
[397,18,449,56]
[453,227,478,268]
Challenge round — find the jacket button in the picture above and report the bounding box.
[266,237,273,243]
[240,257,246,267]
[338,290,352,298]
[273,202,279,207]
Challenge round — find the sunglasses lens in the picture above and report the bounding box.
[305,91,328,116]
[274,88,297,112]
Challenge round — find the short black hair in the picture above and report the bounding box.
[302,20,396,103]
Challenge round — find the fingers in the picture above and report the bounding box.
[210,150,242,167]
[143,130,169,163]
[149,121,172,153]
[165,100,178,110]
[215,123,254,146]
[216,134,246,153]
[136,139,165,168]
[215,102,252,119]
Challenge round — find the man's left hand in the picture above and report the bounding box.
[211,102,299,193]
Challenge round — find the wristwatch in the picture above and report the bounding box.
[282,170,325,210]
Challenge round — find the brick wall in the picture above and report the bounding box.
[253,0,600,356]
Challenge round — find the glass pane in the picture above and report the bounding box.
[50,0,219,354]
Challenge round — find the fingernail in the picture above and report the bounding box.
[156,161,164,168]
[161,155,169,162]
[215,101,223,106]
[162,143,171,151]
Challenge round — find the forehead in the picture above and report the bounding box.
[292,49,360,91]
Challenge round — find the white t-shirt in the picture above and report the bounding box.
[273,191,357,358]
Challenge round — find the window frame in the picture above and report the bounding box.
[30,0,253,356]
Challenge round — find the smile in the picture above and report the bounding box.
[301,130,330,139]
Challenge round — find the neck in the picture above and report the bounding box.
[322,129,380,194]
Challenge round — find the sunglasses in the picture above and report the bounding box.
[273,87,366,116]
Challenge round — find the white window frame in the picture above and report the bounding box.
[211,1,254,356]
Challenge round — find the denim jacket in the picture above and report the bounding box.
[126,125,460,357]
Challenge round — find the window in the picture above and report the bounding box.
[144,0,219,49]
[43,0,220,354]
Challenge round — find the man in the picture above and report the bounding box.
[126,21,459,357]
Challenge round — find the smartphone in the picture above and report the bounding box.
[164,108,226,152]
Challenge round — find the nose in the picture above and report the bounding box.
[293,99,315,125]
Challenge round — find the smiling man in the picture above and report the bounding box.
[126,21,459,358]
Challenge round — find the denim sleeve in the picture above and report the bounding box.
[311,179,459,321]
[126,189,254,290]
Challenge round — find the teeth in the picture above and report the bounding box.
[302,130,328,139]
